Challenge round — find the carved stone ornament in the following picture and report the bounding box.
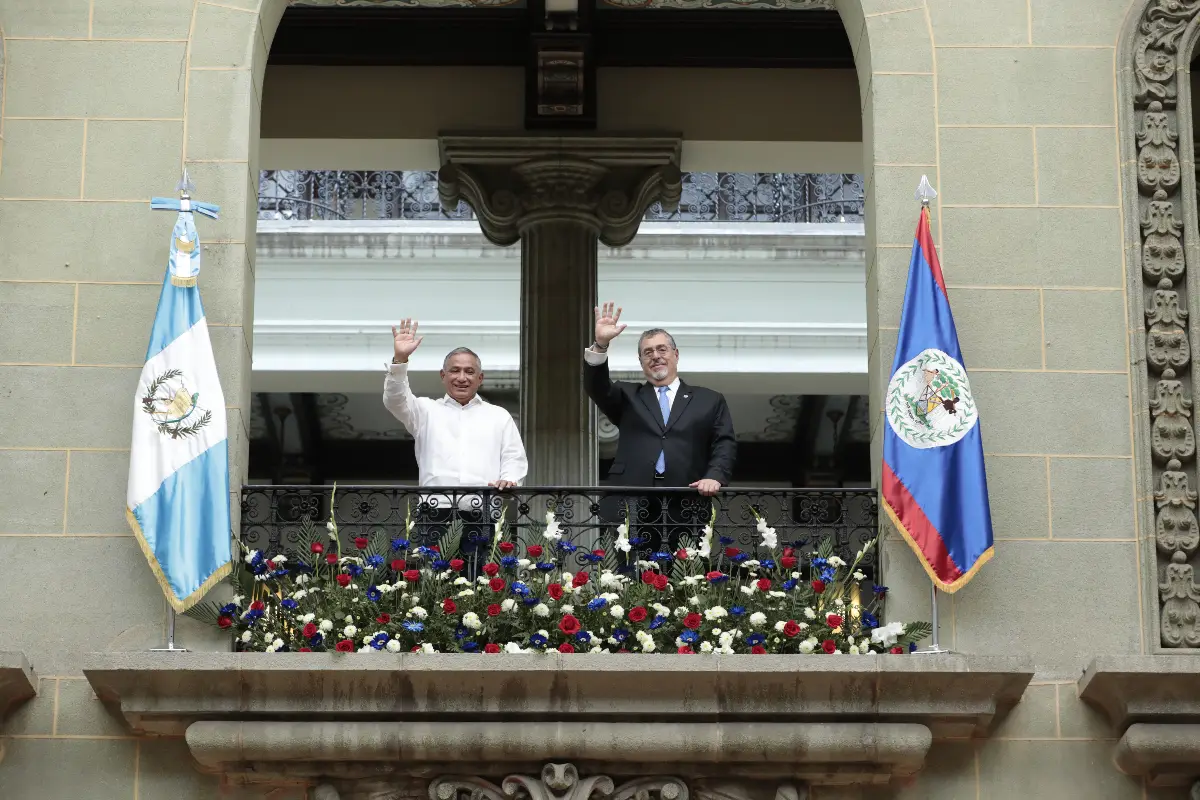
[430,764,691,800]
[1126,0,1200,648]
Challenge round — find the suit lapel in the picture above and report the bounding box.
[664,381,693,433]
[639,383,666,431]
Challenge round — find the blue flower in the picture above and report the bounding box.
[309,633,323,647]
[535,562,556,571]
[909,642,917,652]
[390,538,410,552]
[628,535,646,546]
[433,559,450,570]
[611,628,629,642]
[587,597,608,611]
[746,632,766,646]
[556,541,579,553]
[500,556,518,568]
[219,603,238,615]
[522,596,540,607]
[652,551,673,563]
[529,633,548,648]
[366,554,384,568]
[462,641,479,652]
[511,581,531,597]
[782,578,798,591]
[730,606,746,616]
[416,546,438,558]
[454,626,468,640]
[366,586,382,602]
[819,567,836,582]
[281,598,299,610]
[272,567,289,578]
[370,639,387,651]
[719,536,735,545]
[244,609,264,624]
[582,552,604,564]
[679,630,699,644]
[347,563,364,577]
[575,631,592,644]
[811,557,829,569]
[649,615,666,630]
[873,584,889,597]
[759,559,776,569]
[403,620,425,633]
[707,573,729,584]
[732,553,749,563]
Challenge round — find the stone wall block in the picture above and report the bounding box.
[189,2,258,69]
[1030,0,1132,46]
[983,455,1050,540]
[186,69,256,162]
[977,740,1141,798]
[0,450,67,534]
[927,0,1028,45]
[0,739,137,800]
[866,76,938,165]
[0,282,76,364]
[1035,127,1120,206]
[181,161,252,243]
[0,119,85,199]
[862,9,932,75]
[0,366,138,449]
[66,450,133,534]
[199,243,253,327]
[868,166,939,245]
[1048,457,1136,539]
[84,120,183,201]
[1042,289,1128,372]
[947,288,1043,369]
[940,127,1036,205]
[0,0,90,37]
[90,0,195,39]
[54,678,128,737]
[74,283,161,366]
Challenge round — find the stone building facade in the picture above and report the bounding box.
[0,0,1198,798]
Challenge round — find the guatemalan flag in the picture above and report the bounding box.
[882,185,994,593]
[125,183,232,612]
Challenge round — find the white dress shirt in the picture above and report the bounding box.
[583,348,680,410]
[382,362,528,487]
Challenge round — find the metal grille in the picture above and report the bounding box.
[258,170,865,223]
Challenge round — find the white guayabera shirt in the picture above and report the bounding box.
[382,363,528,498]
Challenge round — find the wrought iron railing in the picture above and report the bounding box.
[240,485,878,576]
[257,170,865,224]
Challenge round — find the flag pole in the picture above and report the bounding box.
[909,174,950,657]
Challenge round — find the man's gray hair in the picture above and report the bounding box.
[442,346,482,371]
[638,328,677,351]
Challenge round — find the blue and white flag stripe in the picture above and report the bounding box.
[126,208,231,612]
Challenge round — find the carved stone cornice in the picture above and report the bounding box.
[0,651,36,724]
[1078,656,1200,788]
[437,135,682,248]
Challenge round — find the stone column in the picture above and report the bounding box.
[438,136,682,486]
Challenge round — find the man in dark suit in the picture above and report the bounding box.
[584,302,736,556]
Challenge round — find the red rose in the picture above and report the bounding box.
[826,613,843,628]
[310,542,324,554]
[705,570,723,581]
[217,615,232,629]
[487,603,502,617]
[484,643,501,653]
[442,598,457,613]
[558,642,575,653]
[676,548,689,560]
[724,546,740,558]
[628,606,648,623]
[641,570,658,585]
[403,569,420,582]
[527,545,543,558]
[571,571,589,588]
[391,559,406,572]
[354,536,369,549]
[547,583,564,601]
[653,574,669,591]
[326,554,338,565]
[751,645,767,654]
[498,541,515,554]
[449,558,465,571]
[678,645,695,654]
[250,601,265,611]
[756,578,771,591]
[783,546,794,556]
[411,646,421,652]
[335,639,354,653]
[592,549,605,558]
[299,647,312,652]
[336,574,351,587]
[822,639,837,654]
[782,620,801,638]
[811,579,826,594]
[482,562,500,577]
[890,646,904,655]
[302,622,318,638]
[376,613,391,624]
[430,545,440,553]
[558,614,581,635]
[683,613,703,630]
[780,556,798,569]
[489,577,506,592]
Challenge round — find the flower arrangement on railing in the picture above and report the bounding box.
[192,488,930,655]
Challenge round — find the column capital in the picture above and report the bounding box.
[437,134,683,247]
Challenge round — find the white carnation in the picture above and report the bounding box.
[319,619,334,632]
[609,605,624,619]
[343,625,358,638]
[462,612,482,630]
[386,639,402,652]
[533,603,550,617]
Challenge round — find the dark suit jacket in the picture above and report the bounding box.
[585,358,736,487]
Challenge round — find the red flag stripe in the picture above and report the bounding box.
[881,461,963,585]
[916,207,948,297]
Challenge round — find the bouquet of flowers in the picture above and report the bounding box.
[194,488,930,655]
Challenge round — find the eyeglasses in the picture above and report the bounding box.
[639,345,674,360]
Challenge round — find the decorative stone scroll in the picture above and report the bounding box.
[1126,0,1200,648]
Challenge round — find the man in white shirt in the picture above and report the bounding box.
[383,318,527,564]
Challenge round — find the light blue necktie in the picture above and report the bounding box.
[655,385,670,474]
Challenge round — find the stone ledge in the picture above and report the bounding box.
[82,652,1031,789]
[0,651,37,723]
[1078,656,1200,788]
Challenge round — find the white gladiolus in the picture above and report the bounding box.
[697,524,713,558]
[544,510,563,540]
[756,518,778,549]
[828,555,846,567]
[614,522,632,553]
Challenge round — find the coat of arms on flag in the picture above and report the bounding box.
[881,177,994,594]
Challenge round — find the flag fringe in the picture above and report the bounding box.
[170,275,197,288]
[880,497,993,595]
[126,507,232,613]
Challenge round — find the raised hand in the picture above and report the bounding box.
[391,318,424,363]
[594,301,628,347]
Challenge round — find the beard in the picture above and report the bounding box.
[649,366,669,381]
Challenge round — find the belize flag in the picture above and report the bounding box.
[126,184,232,612]
[882,200,994,593]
